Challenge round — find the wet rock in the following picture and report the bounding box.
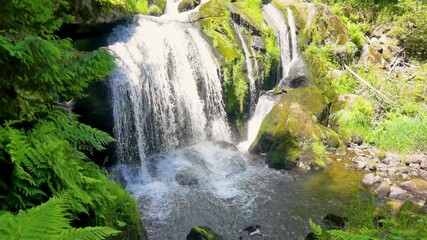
[187,226,224,240]
[362,173,376,186]
[323,214,347,230]
[251,36,265,51]
[389,186,408,198]
[178,0,201,13]
[305,232,317,240]
[175,169,199,186]
[376,181,390,197]
[399,179,427,196]
[213,141,239,151]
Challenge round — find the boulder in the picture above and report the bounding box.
[149,5,163,16]
[250,87,340,169]
[399,179,427,196]
[175,169,199,186]
[406,154,426,164]
[362,173,376,186]
[187,226,224,240]
[376,181,390,197]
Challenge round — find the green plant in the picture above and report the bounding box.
[0,197,119,240]
[374,114,427,153]
[332,97,374,141]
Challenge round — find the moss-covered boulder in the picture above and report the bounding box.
[178,0,201,13]
[186,226,224,240]
[148,5,162,16]
[249,87,341,170]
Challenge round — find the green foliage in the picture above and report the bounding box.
[0,0,144,239]
[332,97,374,141]
[311,142,328,168]
[234,0,263,27]
[374,114,427,153]
[309,196,427,239]
[309,218,323,237]
[0,197,120,240]
[347,23,365,48]
[332,73,356,94]
[97,0,149,15]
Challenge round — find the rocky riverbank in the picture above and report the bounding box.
[339,143,427,211]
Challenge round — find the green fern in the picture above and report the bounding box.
[0,197,119,240]
[328,228,378,240]
[309,218,323,238]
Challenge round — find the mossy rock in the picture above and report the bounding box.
[178,0,201,13]
[250,87,341,169]
[148,5,162,16]
[186,226,224,240]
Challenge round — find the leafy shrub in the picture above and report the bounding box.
[347,23,365,48]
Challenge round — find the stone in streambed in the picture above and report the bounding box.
[323,214,347,230]
[389,185,408,198]
[175,169,199,186]
[399,179,427,196]
[187,226,224,240]
[376,181,390,197]
[362,173,376,186]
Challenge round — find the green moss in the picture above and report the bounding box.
[187,226,224,240]
[148,5,162,16]
[250,87,341,169]
[178,0,200,13]
[98,181,146,240]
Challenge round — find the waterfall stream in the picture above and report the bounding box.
[234,24,257,111]
[238,95,279,151]
[262,4,299,81]
[107,2,358,239]
[108,16,231,171]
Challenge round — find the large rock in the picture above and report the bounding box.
[399,179,427,196]
[250,87,341,169]
[186,226,224,240]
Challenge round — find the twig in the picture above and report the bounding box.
[344,65,397,106]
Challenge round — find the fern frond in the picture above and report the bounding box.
[60,227,120,240]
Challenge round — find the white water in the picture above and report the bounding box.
[238,95,279,151]
[108,16,231,171]
[287,8,298,59]
[235,24,257,111]
[262,4,299,80]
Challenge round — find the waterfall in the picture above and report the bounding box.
[287,8,298,59]
[234,24,257,111]
[262,4,298,81]
[108,16,231,169]
[238,95,279,151]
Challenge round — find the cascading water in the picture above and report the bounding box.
[108,2,359,240]
[109,16,231,169]
[234,24,257,111]
[262,4,299,81]
[238,95,279,151]
[287,8,298,59]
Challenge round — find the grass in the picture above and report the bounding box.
[309,195,427,239]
